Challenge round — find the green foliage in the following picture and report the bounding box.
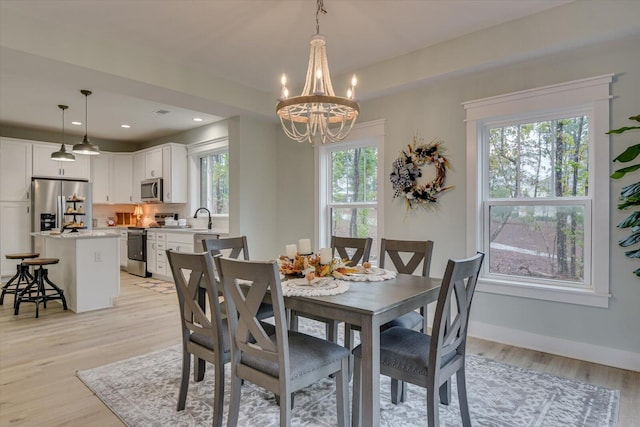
[610,115,640,276]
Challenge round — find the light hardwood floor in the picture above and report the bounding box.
[1,271,638,426]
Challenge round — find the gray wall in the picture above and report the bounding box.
[274,34,640,356]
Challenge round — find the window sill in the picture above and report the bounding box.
[477,278,610,308]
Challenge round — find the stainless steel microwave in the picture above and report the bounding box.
[141,178,163,202]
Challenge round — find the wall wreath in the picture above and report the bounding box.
[390,136,453,210]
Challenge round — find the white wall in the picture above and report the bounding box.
[275,34,640,369]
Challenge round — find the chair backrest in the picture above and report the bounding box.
[331,236,373,265]
[214,256,290,380]
[203,236,250,260]
[429,252,484,375]
[166,250,226,354]
[379,238,434,276]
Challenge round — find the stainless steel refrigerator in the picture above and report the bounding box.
[32,178,93,253]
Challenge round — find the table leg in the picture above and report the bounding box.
[360,316,380,426]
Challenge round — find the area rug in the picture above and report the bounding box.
[133,279,176,295]
[77,320,619,427]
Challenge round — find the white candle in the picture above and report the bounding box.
[285,244,297,259]
[298,238,311,255]
[319,247,332,264]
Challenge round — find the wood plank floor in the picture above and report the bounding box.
[1,271,638,426]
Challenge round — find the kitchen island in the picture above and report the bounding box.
[31,231,120,312]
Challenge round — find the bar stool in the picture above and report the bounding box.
[0,252,40,307]
[14,258,68,318]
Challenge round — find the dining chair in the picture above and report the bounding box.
[214,256,350,427]
[344,238,434,401]
[351,252,485,427]
[331,235,373,266]
[290,235,373,344]
[166,250,229,427]
[203,236,274,321]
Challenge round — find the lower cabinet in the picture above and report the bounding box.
[146,231,157,274]
[119,230,128,269]
[0,202,32,278]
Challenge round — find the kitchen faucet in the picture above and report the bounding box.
[193,207,212,230]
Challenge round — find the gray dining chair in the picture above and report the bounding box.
[351,252,485,427]
[290,235,373,343]
[345,238,434,401]
[214,256,350,427]
[166,250,229,427]
[203,236,274,321]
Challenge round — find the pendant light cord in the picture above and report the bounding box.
[84,92,88,138]
[316,0,326,35]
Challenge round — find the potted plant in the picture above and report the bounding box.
[609,114,640,276]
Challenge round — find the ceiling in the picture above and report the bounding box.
[0,0,572,144]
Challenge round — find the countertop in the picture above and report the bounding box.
[93,226,225,234]
[32,231,120,239]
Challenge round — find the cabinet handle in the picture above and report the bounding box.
[27,206,30,214]
[107,195,109,202]
[130,196,132,201]
[27,191,30,199]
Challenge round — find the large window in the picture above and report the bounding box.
[464,75,611,307]
[316,120,385,260]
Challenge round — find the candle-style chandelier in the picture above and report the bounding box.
[276,0,359,144]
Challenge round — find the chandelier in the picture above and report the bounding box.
[276,0,359,144]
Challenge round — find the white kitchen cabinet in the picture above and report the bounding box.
[33,143,90,180]
[91,153,111,203]
[146,231,157,274]
[0,202,31,278]
[155,232,167,277]
[162,144,187,203]
[145,148,163,179]
[91,153,134,204]
[0,138,32,202]
[112,154,133,204]
[166,231,194,254]
[132,152,145,203]
[119,230,128,268]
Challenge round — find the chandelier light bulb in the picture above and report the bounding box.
[351,75,357,87]
[281,74,287,86]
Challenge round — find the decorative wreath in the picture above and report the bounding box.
[390,136,452,210]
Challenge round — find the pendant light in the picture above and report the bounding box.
[51,104,75,162]
[72,89,100,155]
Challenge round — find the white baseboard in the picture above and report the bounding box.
[467,319,640,372]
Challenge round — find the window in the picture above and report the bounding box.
[316,120,385,261]
[187,137,229,217]
[464,75,612,307]
[199,151,229,214]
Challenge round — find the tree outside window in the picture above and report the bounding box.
[199,151,229,215]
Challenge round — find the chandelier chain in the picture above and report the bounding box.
[316,0,326,35]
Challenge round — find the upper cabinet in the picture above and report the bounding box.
[145,148,163,179]
[162,144,187,203]
[112,154,133,204]
[32,143,90,180]
[0,138,32,202]
[132,152,145,203]
[91,153,134,204]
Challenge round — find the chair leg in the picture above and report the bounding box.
[390,378,407,404]
[427,378,440,427]
[351,356,362,427]
[335,358,349,427]
[228,369,242,427]
[194,357,206,382]
[213,360,224,427]
[456,367,472,427]
[280,391,292,427]
[177,348,190,411]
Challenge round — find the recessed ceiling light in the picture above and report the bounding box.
[193,117,203,122]
[71,121,82,126]
[120,124,131,128]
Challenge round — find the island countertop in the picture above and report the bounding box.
[31,231,120,239]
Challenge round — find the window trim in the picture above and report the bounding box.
[463,75,612,308]
[314,119,385,250]
[187,137,229,216]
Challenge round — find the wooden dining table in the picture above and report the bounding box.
[283,273,442,426]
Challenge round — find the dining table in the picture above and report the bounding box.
[283,273,442,426]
